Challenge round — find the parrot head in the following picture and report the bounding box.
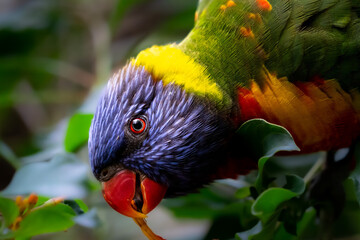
[88,63,232,218]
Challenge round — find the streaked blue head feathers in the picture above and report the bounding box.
[89,64,230,196]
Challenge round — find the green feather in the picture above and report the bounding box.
[178,0,359,97]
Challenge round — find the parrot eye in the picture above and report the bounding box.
[130,118,146,134]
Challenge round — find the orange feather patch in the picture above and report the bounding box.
[238,72,360,152]
[256,0,272,11]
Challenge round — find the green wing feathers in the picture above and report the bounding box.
[263,0,360,90]
[179,0,360,152]
[132,0,360,150]
[181,0,360,92]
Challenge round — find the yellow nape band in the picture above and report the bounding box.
[131,45,223,102]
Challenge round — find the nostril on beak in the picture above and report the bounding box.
[101,169,108,177]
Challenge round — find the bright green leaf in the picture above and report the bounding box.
[0,196,19,226]
[75,199,88,213]
[252,188,297,223]
[235,187,251,199]
[35,196,50,207]
[64,113,93,152]
[14,204,75,239]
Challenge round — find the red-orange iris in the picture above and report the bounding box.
[130,118,146,134]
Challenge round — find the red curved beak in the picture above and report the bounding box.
[102,170,167,218]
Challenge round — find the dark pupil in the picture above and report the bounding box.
[132,119,143,131]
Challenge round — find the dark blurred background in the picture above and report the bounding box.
[0,1,212,239]
[0,0,196,182]
[0,0,196,188]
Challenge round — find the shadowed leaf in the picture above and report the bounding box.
[252,188,297,223]
[1,153,88,198]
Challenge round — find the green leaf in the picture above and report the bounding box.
[251,188,297,223]
[235,187,251,199]
[254,156,273,193]
[237,119,299,193]
[35,196,51,207]
[64,113,93,152]
[163,188,228,219]
[245,188,303,239]
[1,153,88,199]
[283,174,305,195]
[0,233,15,239]
[250,215,279,240]
[237,119,300,160]
[236,221,262,240]
[14,204,75,239]
[278,198,307,236]
[164,181,245,219]
[64,199,87,215]
[0,196,19,226]
[296,208,317,239]
[273,223,297,240]
[331,198,360,237]
[74,199,88,213]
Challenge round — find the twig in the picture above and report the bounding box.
[0,141,20,169]
[31,197,65,212]
[304,152,326,185]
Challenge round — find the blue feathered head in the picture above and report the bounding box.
[88,64,231,217]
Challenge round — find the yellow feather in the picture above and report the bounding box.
[131,44,224,102]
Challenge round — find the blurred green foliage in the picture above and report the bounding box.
[65,113,93,152]
[0,0,197,239]
[1,0,360,240]
[0,195,90,239]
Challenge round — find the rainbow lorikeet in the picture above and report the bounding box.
[89,0,360,223]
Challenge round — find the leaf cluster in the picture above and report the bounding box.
[164,119,360,240]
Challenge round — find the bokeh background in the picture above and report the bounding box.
[0,0,210,239]
[1,1,360,240]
